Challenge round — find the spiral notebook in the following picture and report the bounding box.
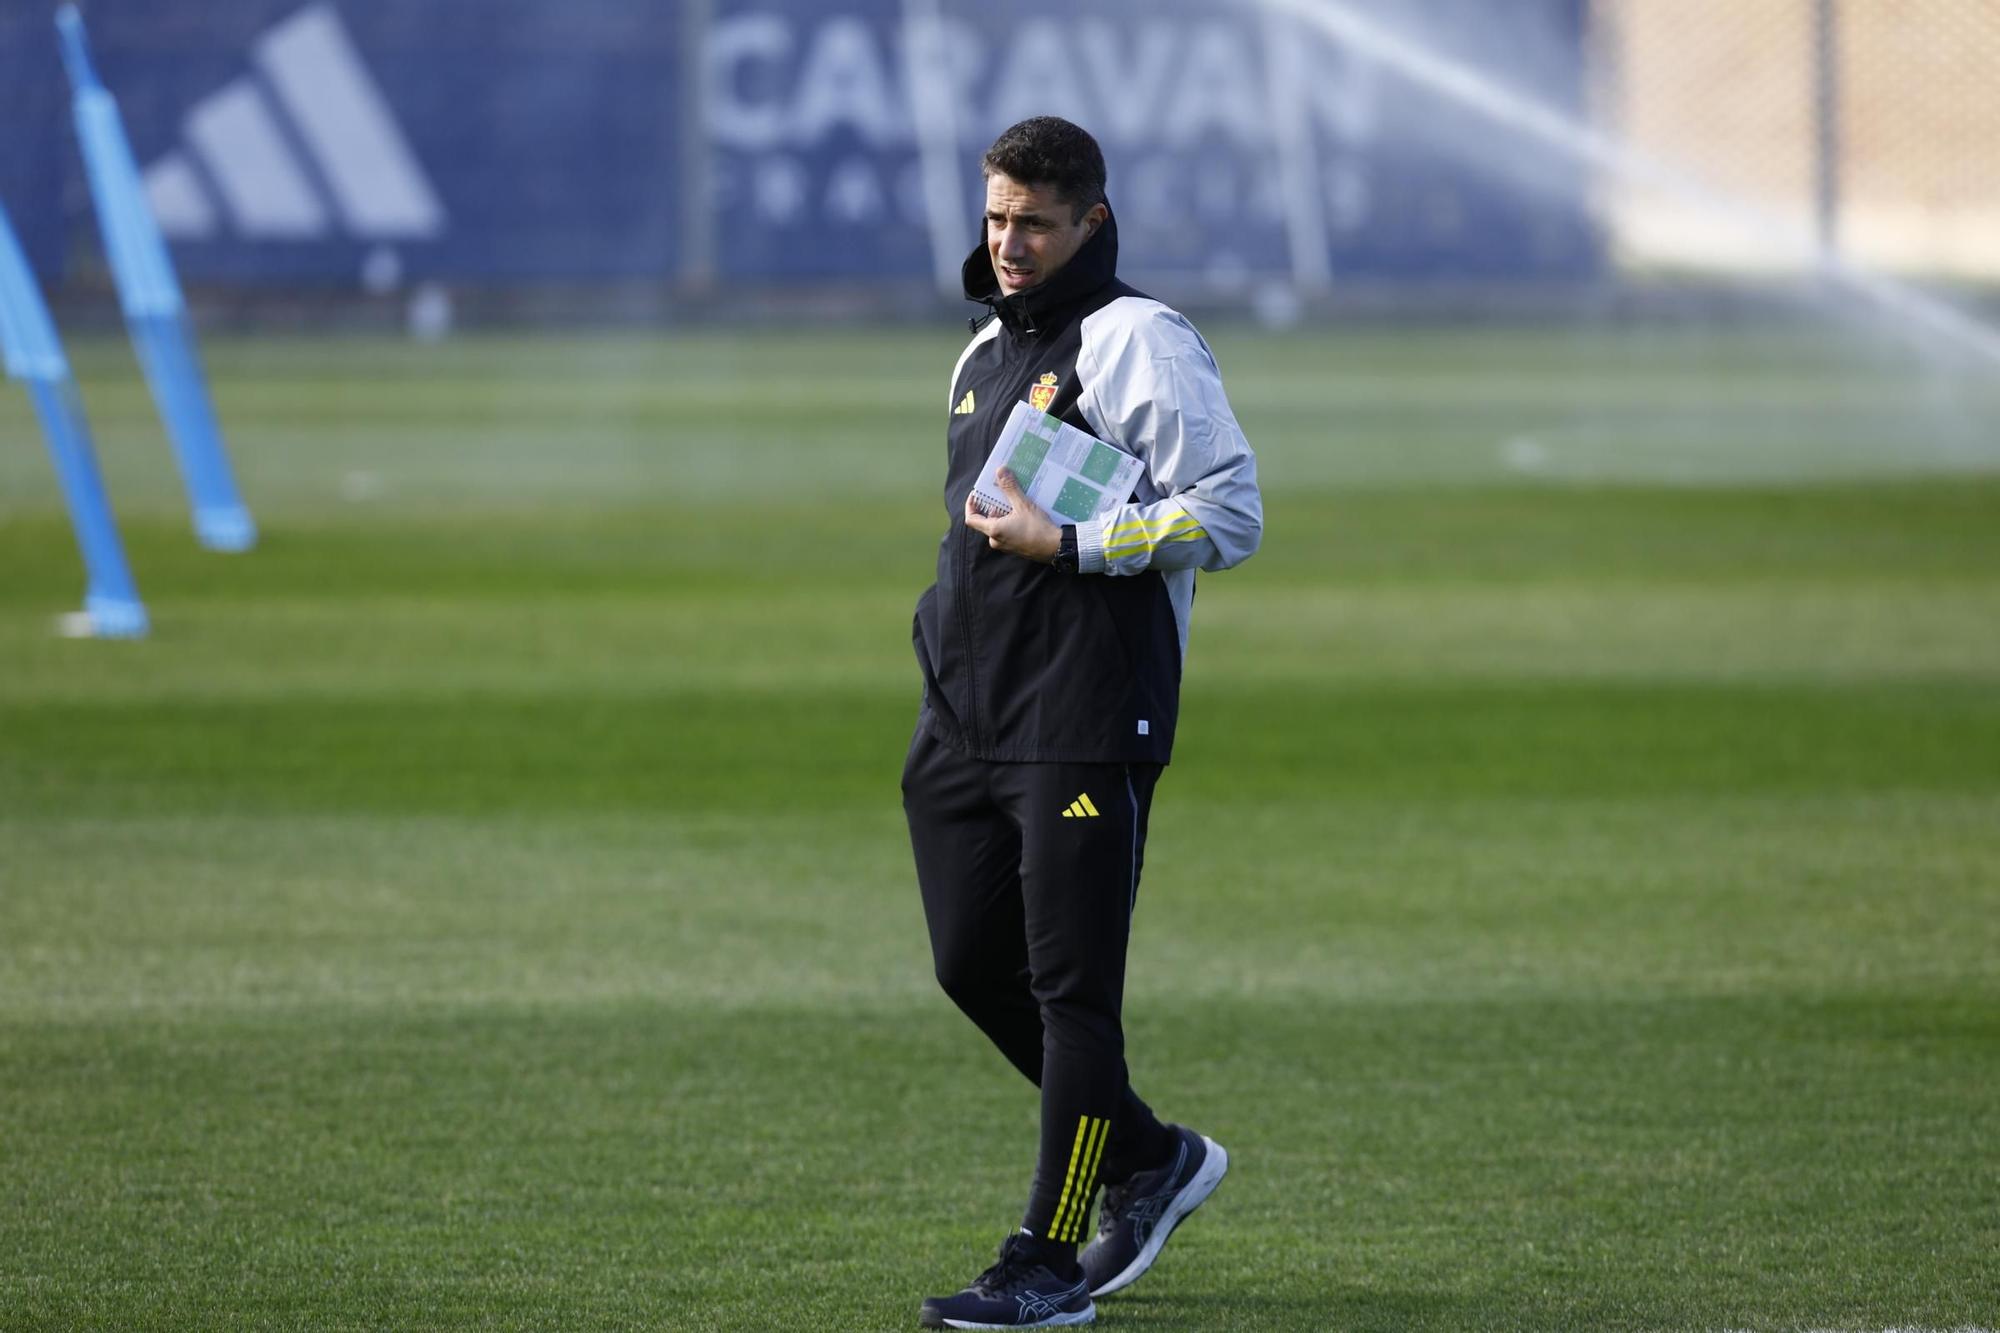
[969,400,1145,524]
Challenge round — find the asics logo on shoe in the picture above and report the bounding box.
[1018,1279,1089,1321]
[1122,1185,1175,1247]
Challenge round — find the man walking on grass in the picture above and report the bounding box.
[902,116,1263,1329]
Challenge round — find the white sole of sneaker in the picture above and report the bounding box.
[939,1306,1095,1329]
[1088,1135,1229,1298]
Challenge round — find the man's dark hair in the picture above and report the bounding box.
[981,117,1107,221]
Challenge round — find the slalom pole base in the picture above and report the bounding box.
[55,596,150,639]
[195,506,257,552]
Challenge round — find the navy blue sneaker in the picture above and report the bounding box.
[1079,1125,1228,1298]
[918,1234,1095,1329]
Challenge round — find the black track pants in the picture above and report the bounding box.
[902,726,1176,1243]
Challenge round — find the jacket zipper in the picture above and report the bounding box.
[955,516,982,752]
[954,318,1054,755]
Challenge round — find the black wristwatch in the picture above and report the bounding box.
[1051,525,1079,574]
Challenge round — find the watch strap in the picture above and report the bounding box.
[1053,525,1079,573]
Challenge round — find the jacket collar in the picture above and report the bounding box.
[962,207,1119,337]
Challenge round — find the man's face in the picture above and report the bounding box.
[984,172,1107,296]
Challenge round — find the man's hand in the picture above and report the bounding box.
[965,468,1061,563]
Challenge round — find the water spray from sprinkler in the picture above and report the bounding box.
[1255,0,2000,370]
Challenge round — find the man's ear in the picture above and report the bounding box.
[1083,202,1108,237]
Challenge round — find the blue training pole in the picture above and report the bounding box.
[0,200,148,637]
[57,3,255,553]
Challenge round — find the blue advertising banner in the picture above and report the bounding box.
[3,0,1599,293]
[0,5,70,280]
[706,0,1597,290]
[30,0,683,286]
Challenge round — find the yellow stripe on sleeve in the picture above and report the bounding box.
[1104,528,1205,559]
[1103,516,1206,560]
[1104,511,1200,543]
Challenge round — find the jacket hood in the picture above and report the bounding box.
[962,206,1120,334]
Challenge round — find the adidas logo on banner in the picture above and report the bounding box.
[1060,793,1101,819]
[142,3,445,241]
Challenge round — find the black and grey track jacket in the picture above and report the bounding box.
[912,210,1263,765]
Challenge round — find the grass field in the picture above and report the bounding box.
[3,327,1998,1330]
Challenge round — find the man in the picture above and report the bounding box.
[905,116,1262,1330]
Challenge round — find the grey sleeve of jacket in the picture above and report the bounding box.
[1071,298,1264,575]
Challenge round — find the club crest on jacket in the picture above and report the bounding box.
[1028,372,1059,412]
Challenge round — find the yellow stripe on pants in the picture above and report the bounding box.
[1068,1117,1113,1241]
[1048,1115,1104,1241]
[1052,1115,1111,1241]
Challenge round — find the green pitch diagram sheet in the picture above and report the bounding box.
[969,403,1145,523]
